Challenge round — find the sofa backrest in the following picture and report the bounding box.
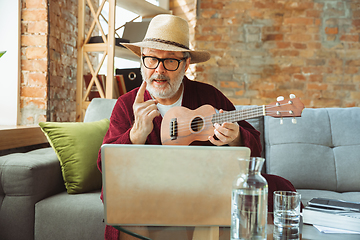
[265,107,360,192]
[84,98,117,122]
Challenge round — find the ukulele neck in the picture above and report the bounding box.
[211,106,266,125]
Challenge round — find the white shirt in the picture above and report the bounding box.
[156,91,184,117]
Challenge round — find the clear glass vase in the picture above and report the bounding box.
[231,157,268,240]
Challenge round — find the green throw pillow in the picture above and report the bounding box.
[39,119,109,194]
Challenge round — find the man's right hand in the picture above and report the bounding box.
[130,81,160,144]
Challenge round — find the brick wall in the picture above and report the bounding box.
[20,0,95,125]
[20,0,360,126]
[48,0,78,122]
[175,0,360,107]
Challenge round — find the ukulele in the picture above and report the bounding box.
[161,95,304,145]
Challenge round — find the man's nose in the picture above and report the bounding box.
[155,60,166,73]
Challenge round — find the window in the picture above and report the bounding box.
[0,0,20,125]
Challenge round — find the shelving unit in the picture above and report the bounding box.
[76,0,170,121]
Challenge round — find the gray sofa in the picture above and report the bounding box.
[1,98,359,240]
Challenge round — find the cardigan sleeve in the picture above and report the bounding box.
[212,92,262,157]
[97,96,134,172]
[103,99,133,145]
[238,121,262,157]
[96,88,162,172]
[210,86,262,157]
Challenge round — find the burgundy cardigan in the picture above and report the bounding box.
[98,77,262,171]
[98,77,297,239]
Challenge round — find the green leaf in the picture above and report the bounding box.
[0,51,6,58]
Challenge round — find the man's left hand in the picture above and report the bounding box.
[208,109,242,146]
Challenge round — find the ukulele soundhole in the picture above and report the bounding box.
[191,117,204,132]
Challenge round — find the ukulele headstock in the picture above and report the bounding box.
[265,94,304,124]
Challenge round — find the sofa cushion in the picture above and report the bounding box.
[0,148,64,240]
[265,107,360,192]
[35,190,105,240]
[39,119,110,194]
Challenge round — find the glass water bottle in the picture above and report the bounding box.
[231,157,268,240]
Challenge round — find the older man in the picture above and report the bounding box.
[99,15,261,150]
[97,14,297,240]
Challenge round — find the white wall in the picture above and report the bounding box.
[0,0,20,125]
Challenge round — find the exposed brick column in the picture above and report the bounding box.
[20,0,48,125]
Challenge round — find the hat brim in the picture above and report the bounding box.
[121,42,211,64]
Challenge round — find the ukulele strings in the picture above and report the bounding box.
[171,102,293,134]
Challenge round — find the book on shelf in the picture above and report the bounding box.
[83,74,106,100]
[113,76,120,99]
[115,75,127,96]
[303,198,360,232]
[84,74,127,100]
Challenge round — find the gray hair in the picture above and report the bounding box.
[183,51,191,59]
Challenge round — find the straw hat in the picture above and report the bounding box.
[121,14,211,64]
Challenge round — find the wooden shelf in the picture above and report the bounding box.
[115,0,170,17]
[114,46,140,61]
[83,43,140,62]
[76,0,170,121]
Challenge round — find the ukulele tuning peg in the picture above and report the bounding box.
[292,118,297,124]
[277,96,284,102]
[289,94,296,99]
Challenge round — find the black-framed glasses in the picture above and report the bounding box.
[142,56,187,71]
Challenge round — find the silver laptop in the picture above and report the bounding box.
[122,21,150,43]
[101,144,250,227]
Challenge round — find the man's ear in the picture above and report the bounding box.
[184,57,191,72]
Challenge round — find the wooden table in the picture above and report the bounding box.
[113,213,360,240]
[0,125,47,151]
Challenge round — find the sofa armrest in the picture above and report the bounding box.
[0,147,65,240]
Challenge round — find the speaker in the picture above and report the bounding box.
[115,68,142,92]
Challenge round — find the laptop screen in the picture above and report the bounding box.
[101,144,250,227]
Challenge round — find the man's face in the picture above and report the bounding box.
[141,48,190,101]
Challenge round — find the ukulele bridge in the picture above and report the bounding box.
[170,118,178,140]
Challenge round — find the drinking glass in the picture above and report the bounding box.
[273,191,301,228]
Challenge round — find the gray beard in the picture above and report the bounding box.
[141,65,185,99]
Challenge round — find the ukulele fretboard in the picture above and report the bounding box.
[211,106,265,125]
